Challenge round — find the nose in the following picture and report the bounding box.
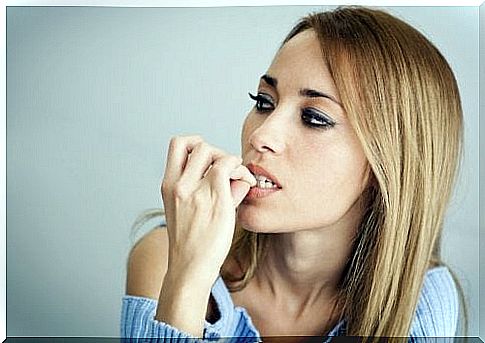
[248,111,288,155]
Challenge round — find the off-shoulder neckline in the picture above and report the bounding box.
[208,265,451,337]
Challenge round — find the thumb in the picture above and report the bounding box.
[230,179,251,207]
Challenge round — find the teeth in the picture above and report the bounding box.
[253,174,278,188]
[254,174,274,183]
[256,180,278,189]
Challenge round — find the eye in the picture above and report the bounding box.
[248,92,274,112]
[301,108,336,130]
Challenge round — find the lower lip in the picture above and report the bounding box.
[245,186,281,199]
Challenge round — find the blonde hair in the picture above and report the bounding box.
[222,6,466,339]
[131,6,467,340]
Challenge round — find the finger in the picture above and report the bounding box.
[205,155,244,201]
[229,164,257,187]
[163,135,204,185]
[179,142,226,186]
[230,180,251,207]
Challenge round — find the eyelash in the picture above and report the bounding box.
[248,92,336,130]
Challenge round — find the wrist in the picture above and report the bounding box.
[155,270,215,337]
[165,267,217,290]
[165,260,220,287]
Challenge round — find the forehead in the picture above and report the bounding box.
[265,30,336,94]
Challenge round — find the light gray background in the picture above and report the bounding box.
[6,5,481,337]
[479,3,484,340]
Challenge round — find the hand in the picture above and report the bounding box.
[160,135,256,282]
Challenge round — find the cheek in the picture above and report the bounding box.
[292,141,368,214]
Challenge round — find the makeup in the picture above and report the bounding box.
[245,186,281,200]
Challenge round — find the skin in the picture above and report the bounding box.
[126,29,371,338]
[233,29,371,334]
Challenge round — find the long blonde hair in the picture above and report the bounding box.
[221,6,466,339]
[131,6,466,340]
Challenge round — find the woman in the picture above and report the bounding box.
[121,6,466,341]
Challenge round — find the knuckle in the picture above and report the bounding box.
[233,155,243,164]
[193,190,207,204]
[187,135,204,146]
[210,165,226,178]
[223,155,241,165]
[194,141,209,152]
[169,135,203,149]
[209,155,241,177]
[173,182,190,200]
[191,142,211,160]
[160,180,167,192]
[169,135,181,148]
[194,142,224,160]
[161,180,171,194]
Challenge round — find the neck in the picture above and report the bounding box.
[253,217,358,318]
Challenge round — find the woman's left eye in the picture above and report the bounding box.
[301,108,336,129]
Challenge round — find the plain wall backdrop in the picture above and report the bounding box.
[479,2,484,339]
[6,5,480,336]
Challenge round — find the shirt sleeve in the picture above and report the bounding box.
[120,295,222,341]
[408,267,459,341]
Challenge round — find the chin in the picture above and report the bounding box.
[236,209,291,234]
[239,224,273,233]
[236,217,264,233]
[236,207,273,233]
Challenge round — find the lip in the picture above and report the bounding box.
[246,163,282,188]
[245,185,280,200]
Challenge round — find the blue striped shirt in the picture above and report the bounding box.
[120,265,459,341]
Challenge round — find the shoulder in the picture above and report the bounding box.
[125,225,169,300]
[410,266,459,337]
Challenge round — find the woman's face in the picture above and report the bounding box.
[238,29,370,234]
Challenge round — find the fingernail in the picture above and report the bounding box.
[250,175,257,187]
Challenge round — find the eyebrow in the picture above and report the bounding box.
[260,74,342,106]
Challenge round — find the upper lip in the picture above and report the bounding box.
[246,163,283,188]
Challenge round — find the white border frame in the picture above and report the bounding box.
[1,0,483,341]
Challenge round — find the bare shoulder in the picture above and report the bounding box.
[126,226,169,300]
[125,225,218,321]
